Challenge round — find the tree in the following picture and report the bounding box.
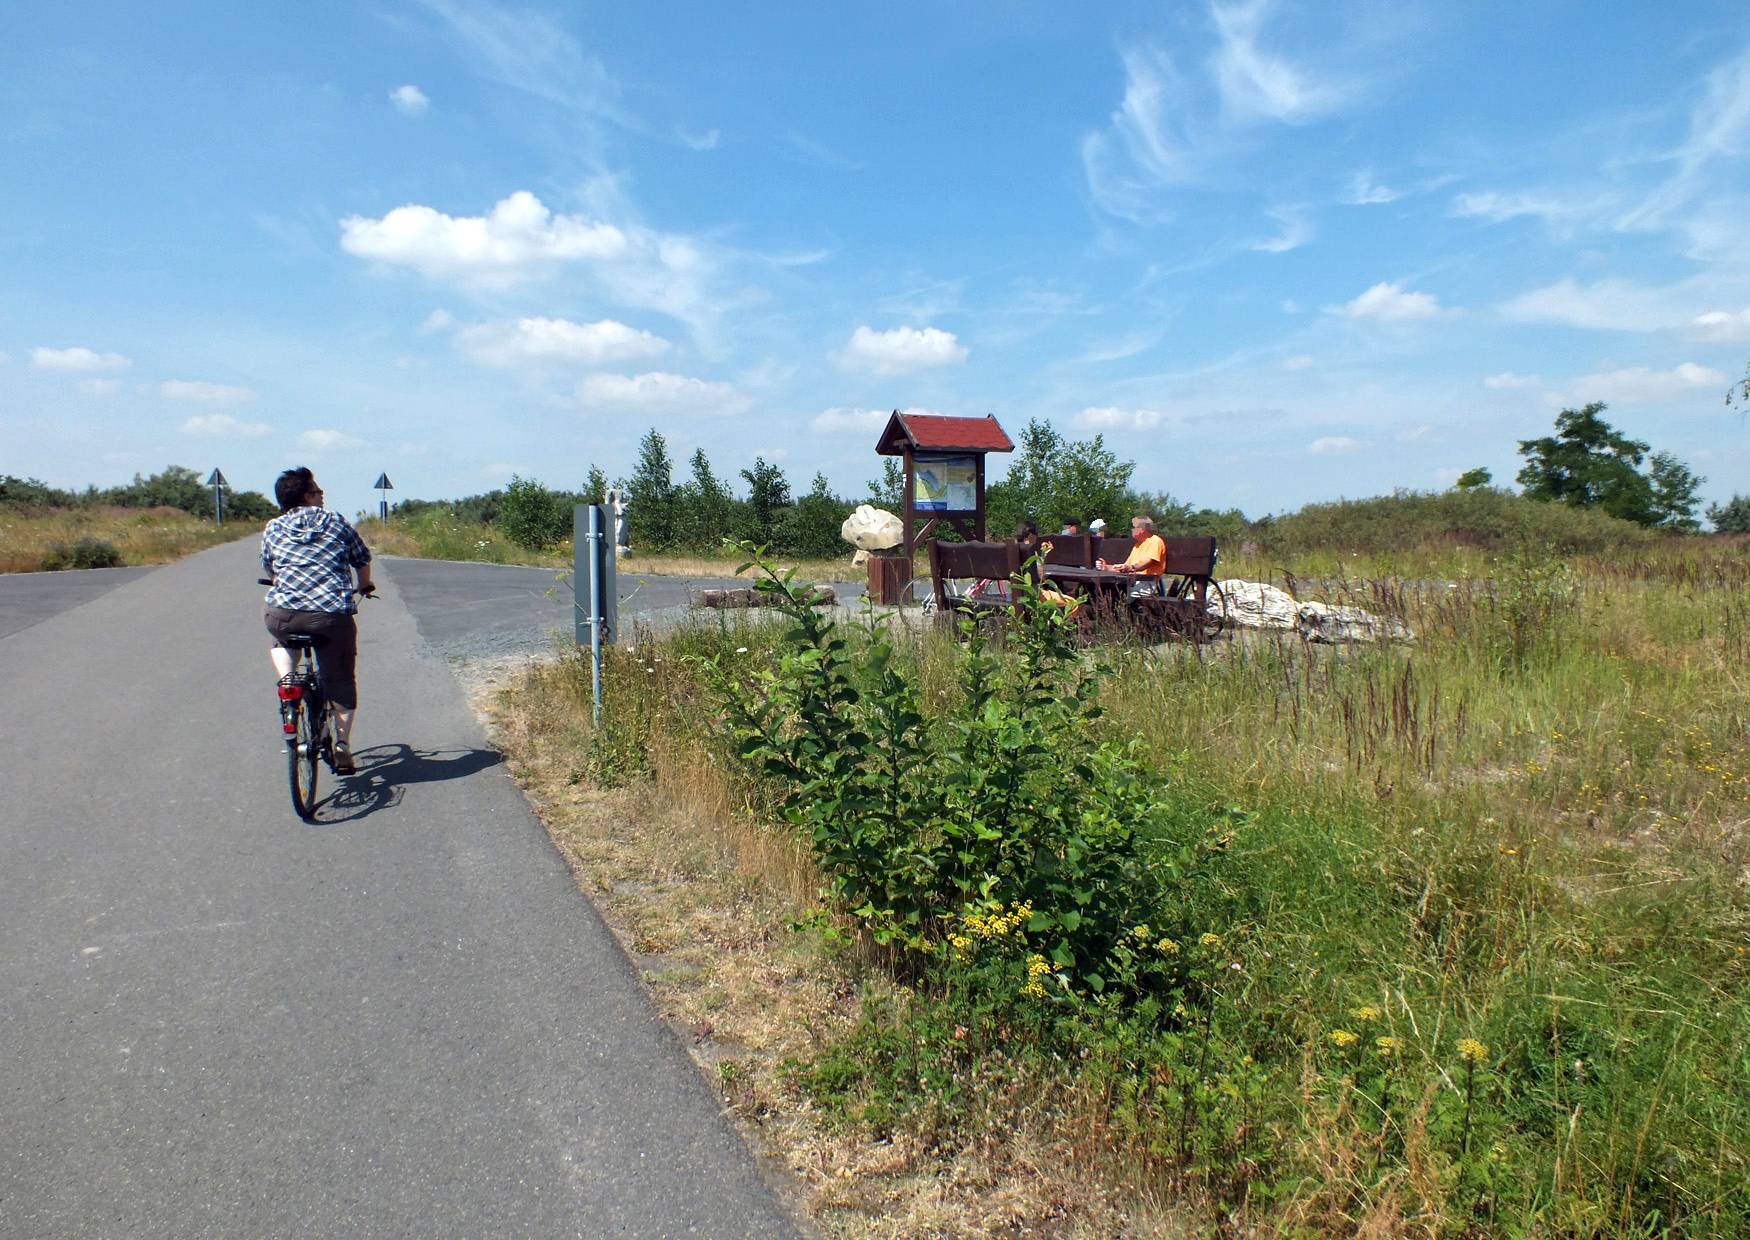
[1516,403,1656,526]
[583,464,609,504]
[986,419,1135,535]
[736,457,792,550]
[1645,451,1705,532]
[1707,494,1750,533]
[866,458,904,510]
[1454,467,1492,490]
[791,473,853,558]
[625,429,680,552]
[1727,362,1749,406]
[678,448,736,551]
[499,475,570,550]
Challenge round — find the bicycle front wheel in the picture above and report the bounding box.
[288,696,321,819]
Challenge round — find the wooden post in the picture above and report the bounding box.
[974,455,986,541]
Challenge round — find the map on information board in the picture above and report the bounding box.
[914,455,976,512]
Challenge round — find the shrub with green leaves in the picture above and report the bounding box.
[497,475,571,550]
[41,537,123,570]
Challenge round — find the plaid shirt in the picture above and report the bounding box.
[261,507,372,614]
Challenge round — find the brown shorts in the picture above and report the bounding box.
[264,606,359,710]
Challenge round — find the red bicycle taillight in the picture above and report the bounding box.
[278,685,304,701]
[283,720,297,734]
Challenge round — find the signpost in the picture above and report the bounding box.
[573,503,618,724]
[205,468,228,526]
[373,472,394,521]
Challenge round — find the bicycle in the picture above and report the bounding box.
[260,578,371,820]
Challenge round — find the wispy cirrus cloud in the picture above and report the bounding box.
[1498,277,1694,333]
[1082,0,1376,220]
[414,0,625,133]
[299,428,364,454]
[1308,435,1364,455]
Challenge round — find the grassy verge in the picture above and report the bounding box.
[358,510,859,581]
[0,506,254,572]
[488,533,1749,1236]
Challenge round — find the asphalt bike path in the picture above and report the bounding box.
[0,538,799,1238]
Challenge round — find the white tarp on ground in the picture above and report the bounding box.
[1213,579,1413,643]
[841,505,904,550]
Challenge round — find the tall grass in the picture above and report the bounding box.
[516,532,1749,1235]
[0,506,252,572]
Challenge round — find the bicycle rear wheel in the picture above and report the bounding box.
[289,695,321,819]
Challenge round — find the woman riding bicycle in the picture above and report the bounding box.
[260,467,374,774]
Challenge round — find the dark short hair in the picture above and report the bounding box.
[1064,517,1082,528]
[1014,519,1038,540]
[275,467,316,512]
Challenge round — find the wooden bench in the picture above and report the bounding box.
[928,539,1024,619]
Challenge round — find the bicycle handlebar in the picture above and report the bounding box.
[257,577,377,598]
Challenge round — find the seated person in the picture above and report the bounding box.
[967,521,1077,611]
[1059,517,1083,535]
[1097,515,1167,580]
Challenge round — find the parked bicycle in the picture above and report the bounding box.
[260,577,370,819]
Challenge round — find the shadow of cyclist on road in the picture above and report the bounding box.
[304,743,504,823]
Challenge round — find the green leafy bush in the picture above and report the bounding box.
[498,475,571,550]
[41,537,123,570]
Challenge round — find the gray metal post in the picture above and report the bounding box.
[587,503,603,725]
[214,484,222,526]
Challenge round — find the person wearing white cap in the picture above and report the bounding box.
[1089,518,1107,532]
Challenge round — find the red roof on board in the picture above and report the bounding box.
[875,412,1014,455]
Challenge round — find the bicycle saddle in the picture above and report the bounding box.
[280,634,324,648]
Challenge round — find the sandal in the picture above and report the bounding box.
[332,742,357,775]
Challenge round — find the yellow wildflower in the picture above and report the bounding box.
[1199,932,1222,949]
[1131,924,1153,941]
[1457,1038,1488,1064]
[1156,937,1180,956]
[1330,1029,1359,1049]
[1351,1005,1381,1023]
[1375,1036,1398,1056]
[1026,954,1051,979]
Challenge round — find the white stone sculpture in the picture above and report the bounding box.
[1211,579,1413,643]
[840,505,904,551]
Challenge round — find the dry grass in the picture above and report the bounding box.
[0,506,253,572]
[480,654,1193,1238]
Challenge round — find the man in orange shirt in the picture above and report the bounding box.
[1097,515,1167,577]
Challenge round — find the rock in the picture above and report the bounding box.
[1212,579,1413,642]
[840,505,904,551]
[1213,579,1300,629]
[1296,602,1414,644]
[851,549,871,568]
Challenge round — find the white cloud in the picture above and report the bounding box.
[419,308,454,334]
[1209,0,1352,124]
[1483,372,1540,390]
[340,191,629,288]
[78,378,120,396]
[161,379,257,403]
[1282,354,1315,370]
[835,325,968,374]
[390,84,430,116]
[1337,282,1443,322]
[298,428,365,453]
[454,317,671,367]
[809,407,891,435]
[1451,190,1603,230]
[1346,170,1398,205]
[575,371,750,416]
[1250,206,1312,252]
[184,414,270,438]
[1075,406,1166,432]
[1692,307,1750,342]
[1553,362,1725,406]
[31,346,131,372]
[1307,435,1364,455]
[677,126,720,151]
[1498,277,1691,333]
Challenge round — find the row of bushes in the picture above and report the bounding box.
[1,467,276,522]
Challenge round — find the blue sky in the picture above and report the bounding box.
[4,0,1748,519]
